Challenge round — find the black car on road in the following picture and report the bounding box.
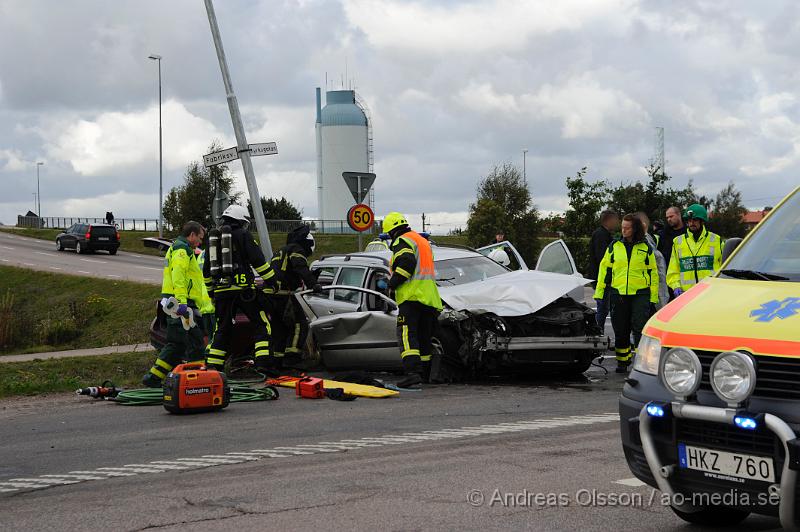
[56,223,120,255]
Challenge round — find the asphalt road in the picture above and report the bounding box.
[0,363,782,531]
[0,230,162,284]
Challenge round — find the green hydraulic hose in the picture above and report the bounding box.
[113,385,278,406]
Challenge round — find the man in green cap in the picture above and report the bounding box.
[666,204,723,296]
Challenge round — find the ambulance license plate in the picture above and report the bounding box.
[98,237,109,241]
[678,444,775,483]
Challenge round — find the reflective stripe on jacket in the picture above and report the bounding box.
[392,231,443,311]
[161,236,205,305]
[593,239,659,303]
[666,227,722,290]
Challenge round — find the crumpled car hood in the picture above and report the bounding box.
[438,270,591,317]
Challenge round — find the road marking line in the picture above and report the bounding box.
[291,445,343,453]
[106,274,121,278]
[151,461,214,468]
[133,265,161,271]
[0,259,8,262]
[269,447,316,455]
[242,450,296,458]
[34,252,51,256]
[49,266,61,270]
[615,478,647,487]
[40,474,104,481]
[10,478,76,486]
[203,454,259,462]
[80,258,108,264]
[70,470,136,477]
[77,270,91,274]
[0,413,619,496]
[0,481,52,488]
[23,262,35,266]
[124,463,190,471]
[1,246,14,250]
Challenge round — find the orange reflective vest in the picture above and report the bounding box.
[392,231,443,311]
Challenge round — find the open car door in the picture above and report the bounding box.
[476,240,528,270]
[535,239,587,302]
[294,285,401,371]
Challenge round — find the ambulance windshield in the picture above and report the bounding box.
[723,189,800,282]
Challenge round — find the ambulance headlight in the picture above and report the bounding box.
[659,347,702,399]
[633,335,662,375]
[710,351,756,407]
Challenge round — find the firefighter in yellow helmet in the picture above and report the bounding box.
[666,204,723,297]
[381,212,443,387]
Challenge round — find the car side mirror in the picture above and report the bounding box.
[722,237,742,263]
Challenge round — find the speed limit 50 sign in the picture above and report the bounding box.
[347,203,375,232]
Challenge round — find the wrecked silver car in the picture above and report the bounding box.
[298,241,608,379]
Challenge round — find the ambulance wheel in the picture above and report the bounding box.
[56,238,63,251]
[76,241,84,254]
[109,248,117,255]
[670,505,749,526]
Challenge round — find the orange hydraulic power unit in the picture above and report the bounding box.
[296,377,325,399]
[163,363,230,414]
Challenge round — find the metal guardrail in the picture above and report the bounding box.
[17,216,163,232]
[16,216,382,235]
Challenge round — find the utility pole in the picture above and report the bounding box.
[204,0,273,258]
[422,213,426,232]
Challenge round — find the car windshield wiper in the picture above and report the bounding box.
[720,269,789,281]
[437,277,456,285]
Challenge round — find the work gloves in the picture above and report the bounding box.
[176,304,190,318]
[312,283,323,294]
[376,279,388,291]
[673,288,684,297]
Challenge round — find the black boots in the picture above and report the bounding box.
[397,356,423,388]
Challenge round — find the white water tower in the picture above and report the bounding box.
[315,88,373,222]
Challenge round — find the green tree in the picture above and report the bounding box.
[709,182,747,238]
[563,167,609,240]
[162,141,237,232]
[465,163,540,263]
[606,164,689,224]
[247,196,302,220]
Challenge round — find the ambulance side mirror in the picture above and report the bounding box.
[722,238,742,263]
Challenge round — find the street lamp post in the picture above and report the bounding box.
[148,54,163,237]
[522,149,528,186]
[36,162,44,228]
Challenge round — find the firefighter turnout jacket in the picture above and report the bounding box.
[387,228,443,311]
[162,236,206,306]
[203,225,275,294]
[594,239,659,304]
[267,244,318,294]
[666,226,723,291]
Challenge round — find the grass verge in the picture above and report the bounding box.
[0,265,159,355]
[0,351,153,398]
[0,227,164,256]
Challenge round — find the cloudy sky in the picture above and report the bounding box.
[1,0,798,232]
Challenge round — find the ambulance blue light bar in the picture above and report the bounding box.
[646,402,667,418]
[734,416,758,430]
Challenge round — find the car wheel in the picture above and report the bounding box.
[563,353,594,376]
[109,248,117,255]
[670,505,749,526]
[428,328,467,383]
[75,241,83,254]
[55,239,63,251]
